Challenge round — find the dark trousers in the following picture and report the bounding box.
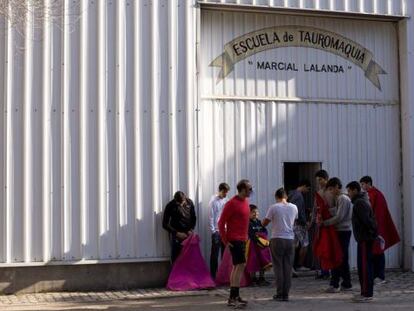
[210,232,225,278]
[357,241,374,297]
[330,230,352,289]
[171,235,182,263]
[270,238,294,297]
[373,253,386,280]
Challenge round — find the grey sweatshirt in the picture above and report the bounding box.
[323,193,352,231]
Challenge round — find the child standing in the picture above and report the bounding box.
[247,205,272,286]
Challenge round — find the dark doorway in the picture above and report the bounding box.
[283,162,322,270]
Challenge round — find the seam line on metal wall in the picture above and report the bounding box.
[197,3,409,21]
[201,95,398,106]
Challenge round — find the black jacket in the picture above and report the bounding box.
[351,192,378,242]
[162,199,196,234]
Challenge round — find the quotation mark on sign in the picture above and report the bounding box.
[248,61,253,65]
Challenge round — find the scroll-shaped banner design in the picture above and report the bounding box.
[210,25,386,91]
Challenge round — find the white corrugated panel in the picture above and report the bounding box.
[199,0,408,17]
[199,10,401,268]
[0,0,197,265]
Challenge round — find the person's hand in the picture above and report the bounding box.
[227,242,233,248]
[187,230,193,236]
[176,232,188,241]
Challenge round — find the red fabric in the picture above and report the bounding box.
[167,234,215,291]
[367,187,400,254]
[218,196,250,244]
[312,192,343,270]
[215,246,251,287]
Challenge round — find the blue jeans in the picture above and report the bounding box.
[330,231,352,289]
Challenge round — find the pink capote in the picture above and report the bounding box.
[167,234,215,291]
[215,246,251,287]
[245,235,272,273]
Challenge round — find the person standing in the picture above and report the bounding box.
[209,182,230,279]
[263,188,298,302]
[218,179,252,308]
[347,181,378,303]
[312,170,335,279]
[288,180,311,272]
[162,191,196,263]
[360,176,400,285]
[323,178,353,293]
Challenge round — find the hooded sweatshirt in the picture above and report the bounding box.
[351,192,378,242]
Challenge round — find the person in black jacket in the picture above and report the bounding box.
[162,191,196,263]
[346,181,378,303]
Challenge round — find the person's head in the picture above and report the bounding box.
[346,181,361,200]
[315,170,329,188]
[326,177,342,197]
[237,179,253,199]
[174,191,187,205]
[359,176,373,192]
[275,187,288,202]
[250,204,259,220]
[297,179,311,193]
[218,182,230,198]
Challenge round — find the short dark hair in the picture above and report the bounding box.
[237,179,251,193]
[346,181,361,192]
[249,204,258,211]
[315,169,329,180]
[360,176,373,185]
[326,177,342,189]
[298,179,311,188]
[174,191,186,203]
[218,182,230,192]
[275,187,287,199]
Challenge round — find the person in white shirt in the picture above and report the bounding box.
[263,188,298,302]
[209,182,230,279]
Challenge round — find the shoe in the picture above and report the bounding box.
[227,298,237,307]
[375,278,387,285]
[236,297,248,306]
[273,295,284,301]
[296,266,310,272]
[282,296,289,301]
[325,286,340,293]
[352,295,373,303]
[257,278,271,286]
[340,286,353,292]
[292,269,298,278]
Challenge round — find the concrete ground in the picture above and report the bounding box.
[1,271,413,311]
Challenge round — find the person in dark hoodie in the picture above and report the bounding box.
[346,181,378,303]
[162,191,196,263]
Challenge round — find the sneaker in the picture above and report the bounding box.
[236,297,248,306]
[257,278,271,286]
[296,266,310,272]
[227,298,237,307]
[273,295,284,301]
[340,286,353,292]
[282,296,289,301]
[325,286,340,293]
[375,278,387,285]
[352,295,373,303]
[292,269,298,278]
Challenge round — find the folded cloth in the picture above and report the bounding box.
[167,234,215,291]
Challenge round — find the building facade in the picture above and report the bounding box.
[0,0,413,293]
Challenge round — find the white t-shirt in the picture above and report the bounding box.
[265,202,298,240]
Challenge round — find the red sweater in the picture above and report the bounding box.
[218,195,250,244]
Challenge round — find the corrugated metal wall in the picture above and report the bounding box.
[199,0,407,16]
[0,0,197,265]
[199,10,401,268]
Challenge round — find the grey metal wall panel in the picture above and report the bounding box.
[199,0,408,16]
[0,0,196,265]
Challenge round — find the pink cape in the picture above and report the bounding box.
[167,234,215,291]
[215,246,251,287]
[246,236,272,273]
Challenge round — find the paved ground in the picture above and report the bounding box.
[1,271,414,310]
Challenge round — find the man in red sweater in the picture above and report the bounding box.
[219,179,252,308]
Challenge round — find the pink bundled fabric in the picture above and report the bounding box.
[245,236,272,273]
[215,246,251,287]
[167,234,215,291]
